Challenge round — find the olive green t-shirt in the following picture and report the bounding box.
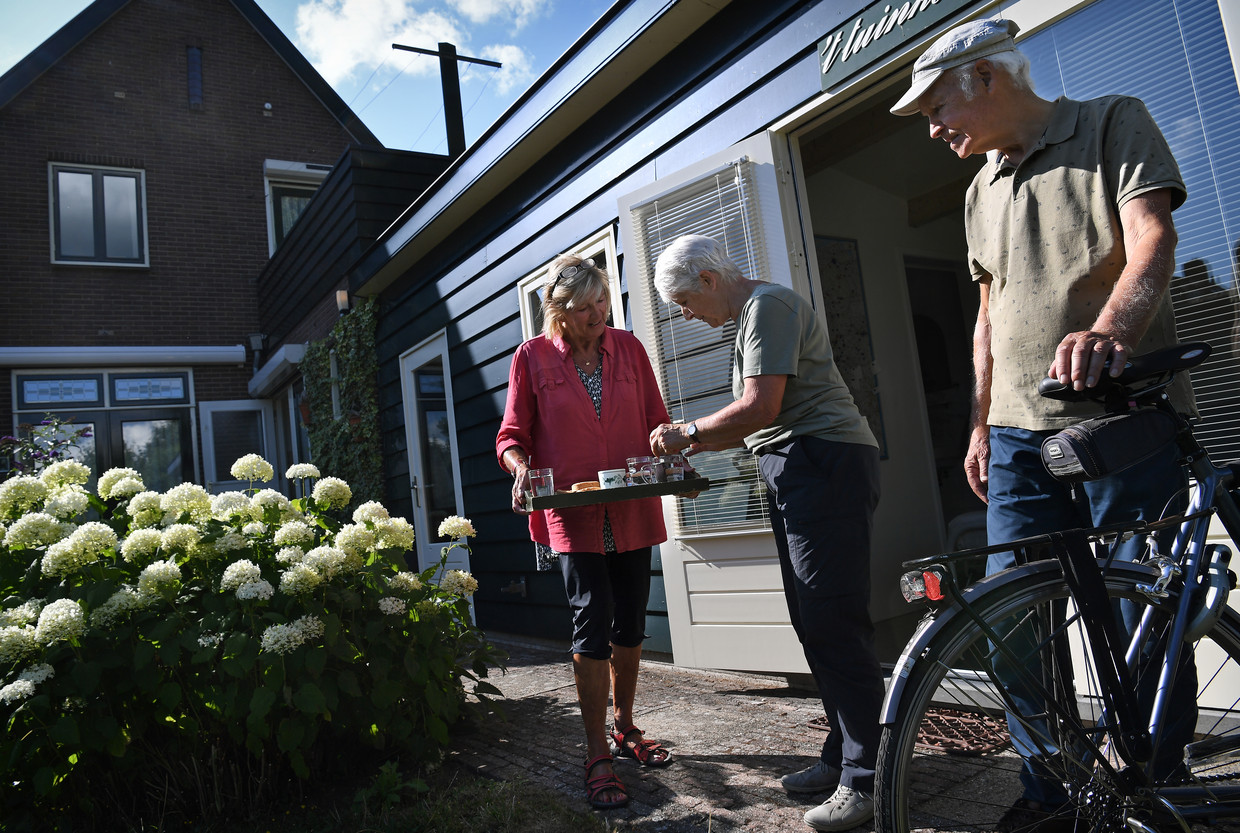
[733,283,877,451]
[965,95,1193,429]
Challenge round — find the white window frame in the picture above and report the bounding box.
[48,163,149,266]
[516,226,624,341]
[264,159,330,254]
[199,399,277,493]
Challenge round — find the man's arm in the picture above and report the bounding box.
[1048,189,1178,390]
[649,374,786,455]
[965,278,993,503]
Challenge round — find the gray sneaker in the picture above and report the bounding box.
[804,785,874,831]
[781,760,841,794]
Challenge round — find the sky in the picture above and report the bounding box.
[0,0,613,153]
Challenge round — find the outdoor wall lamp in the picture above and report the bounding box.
[336,290,351,316]
[247,333,267,352]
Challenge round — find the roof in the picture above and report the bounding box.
[0,0,381,146]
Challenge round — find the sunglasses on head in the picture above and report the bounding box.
[550,258,596,293]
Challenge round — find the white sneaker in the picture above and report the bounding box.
[804,784,874,831]
[781,759,841,794]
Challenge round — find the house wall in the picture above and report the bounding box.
[0,0,365,475]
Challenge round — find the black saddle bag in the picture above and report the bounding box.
[1040,409,1178,483]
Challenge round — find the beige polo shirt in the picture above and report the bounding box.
[965,95,1193,429]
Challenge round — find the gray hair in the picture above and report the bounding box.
[955,49,1033,98]
[653,235,743,303]
[541,254,611,339]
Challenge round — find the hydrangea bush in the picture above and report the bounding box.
[0,454,502,827]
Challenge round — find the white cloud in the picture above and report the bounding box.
[295,0,465,86]
[477,43,534,95]
[447,0,550,30]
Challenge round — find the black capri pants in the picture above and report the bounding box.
[559,547,652,660]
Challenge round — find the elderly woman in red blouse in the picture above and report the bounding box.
[496,254,674,810]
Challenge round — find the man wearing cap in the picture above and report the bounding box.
[892,16,1196,833]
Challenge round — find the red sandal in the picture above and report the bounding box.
[584,753,629,810]
[611,724,673,767]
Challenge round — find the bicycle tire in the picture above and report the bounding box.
[876,560,1240,833]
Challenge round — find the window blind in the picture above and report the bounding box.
[628,158,772,533]
[1022,0,1240,463]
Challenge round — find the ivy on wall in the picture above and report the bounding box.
[301,297,384,506]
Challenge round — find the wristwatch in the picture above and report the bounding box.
[686,422,700,442]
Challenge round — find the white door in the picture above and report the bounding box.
[398,333,468,580]
[199,399,277,493]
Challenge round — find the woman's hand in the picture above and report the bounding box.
[510,462,532,515]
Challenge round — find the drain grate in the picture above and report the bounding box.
[809,708,1009,755]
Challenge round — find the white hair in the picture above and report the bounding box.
[955,49,1034,98]
[652,235,743,303]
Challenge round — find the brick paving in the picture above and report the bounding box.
[450,634,873,833]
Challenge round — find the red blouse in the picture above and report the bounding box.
[496,327,670,554]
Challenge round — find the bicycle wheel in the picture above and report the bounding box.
[876,560,1240,833]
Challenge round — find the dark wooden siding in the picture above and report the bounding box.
[370,0,852,643]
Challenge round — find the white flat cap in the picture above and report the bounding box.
[891,18,1021,116]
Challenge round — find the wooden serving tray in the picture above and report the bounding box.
[527,475,710,511]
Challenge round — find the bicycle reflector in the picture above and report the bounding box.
[900,568,945,602]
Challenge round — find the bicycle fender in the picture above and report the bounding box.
[879,558,1156,725]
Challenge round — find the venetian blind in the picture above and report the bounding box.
[628,157,772,534]
[1021,0,1240,463]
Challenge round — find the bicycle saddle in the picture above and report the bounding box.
[1038,341,1212,402]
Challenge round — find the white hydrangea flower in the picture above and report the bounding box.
[216,531,249,552]
[333,523,375,558]
[160,483,212,524]
[126,491,164,528]
[311,477,352,509]
[230,454,274,483]
[0,476,49,519]
[387,571,422,594]
[304,545,348,579]
[97,468,143,501]
[0,680,36,705]
[19,663,55,684]
[437,515,477,539]
[160,523,200,554]
[210,491,252,521]
[0,599,44,628]
[220,559,262,591]
[0,625,39,664]
[197,632,224,649]
[293,614,324,640]
[137,560,182,599]
[279,563,322,595]
[120,528,164,563]
[274,520,315,548]
[44,485,90,519]
[235,579,274,601]
[352,501,389,524]
[108,477,145,500]
[89,586,146,628]
[275,546,306,565]
[39,459,91,489]
[34,599,86,645]
[250,489,290,515]
[440,569,479,597]
[378,597,407,616]
[41,522,118,578]
[260,623,304,654]
[375,517,415,551]
[285,463,320,480]
[242,521,267,537]
[4,512,66,550]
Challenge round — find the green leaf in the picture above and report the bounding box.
[289,749,310,779]
[249,687,277,720]
[33,766,56,796]
[70,661,102,696]
[277,716,305,752]
[473,681,502,697]
[305,645,327,677]
[156,681,182,711]
[338,670,362,698]
[427,714,449,745]
[293,682,327,716]
[48,715,80,746]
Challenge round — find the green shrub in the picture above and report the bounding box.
[0,455,503,829]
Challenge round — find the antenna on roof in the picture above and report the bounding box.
[392,42,502,158]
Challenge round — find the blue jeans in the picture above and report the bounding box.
[986,426,1195,805]
[757,436,883,793]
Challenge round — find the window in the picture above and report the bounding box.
[49,164,147,265]
[264,159,330,253]
[517,227,624,340]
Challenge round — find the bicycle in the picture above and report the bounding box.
[874,341,1240,833]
